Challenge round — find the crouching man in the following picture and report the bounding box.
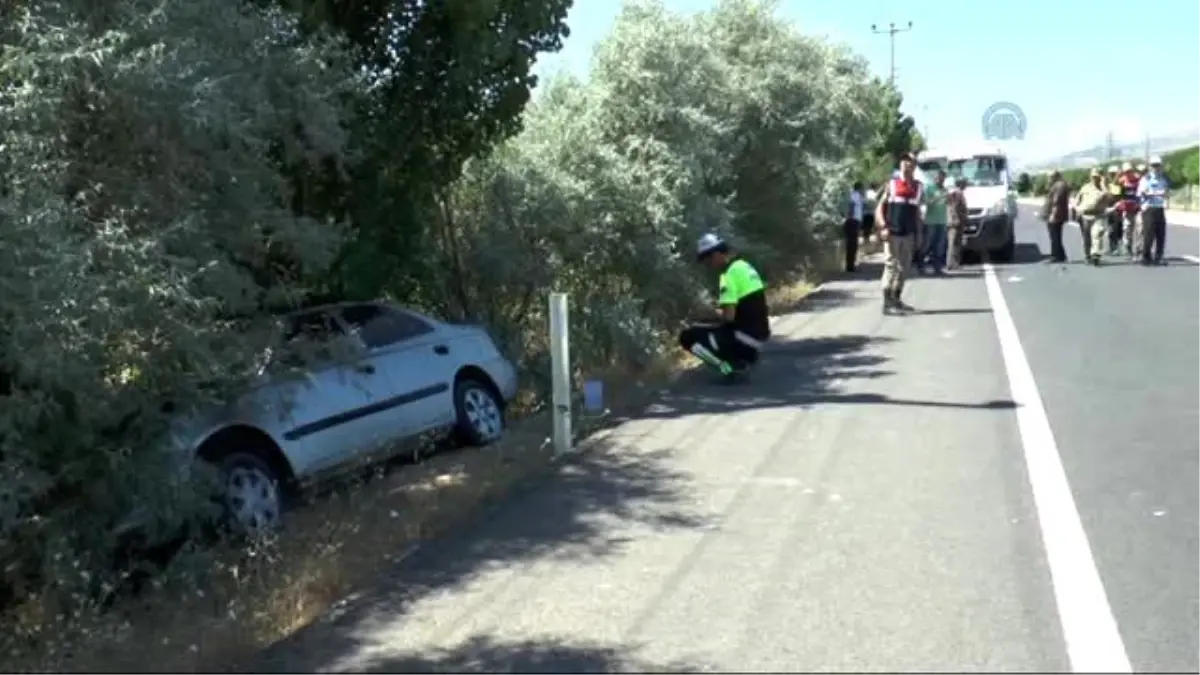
[678,234,771,377]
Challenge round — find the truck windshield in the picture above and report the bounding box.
[946,156,1008,187]
[917,159,946,174]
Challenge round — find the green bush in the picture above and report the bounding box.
[0,0,357,608]
[1016,172,1032,195]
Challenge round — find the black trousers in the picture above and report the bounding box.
[1046,220,1066,262]
[843,218,861,271]
[1142,207,1167,261]
[1108,211,1123,250]
[679,324,759,365]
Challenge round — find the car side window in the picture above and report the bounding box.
[278,310,347,367]
[340,304,433,350]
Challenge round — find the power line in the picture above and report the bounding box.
[870,21,913,87]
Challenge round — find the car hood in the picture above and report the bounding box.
[963,185,1009,211]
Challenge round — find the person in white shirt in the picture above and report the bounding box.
[844,181,865,272]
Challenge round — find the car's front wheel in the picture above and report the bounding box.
[453,377,505,446]
[216,450,285,535]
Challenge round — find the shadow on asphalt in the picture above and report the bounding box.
[241,430,711,673]
[913,308,992,316]
[284,634,704,673]
[240,333,1014,674]
[632,334,1016,420]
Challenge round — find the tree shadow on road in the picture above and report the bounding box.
[238,431,711,673]
[637,333,1015,419]
[308,634,707,674]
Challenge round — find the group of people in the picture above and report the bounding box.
[843,152,969,315]
[1042,157,1171,266]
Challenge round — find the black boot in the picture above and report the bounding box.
[893,284,914,313]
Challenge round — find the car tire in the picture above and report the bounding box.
[213,448,286,536]
[453,377,506,447]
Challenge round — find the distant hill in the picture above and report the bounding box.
[1020,128,1200,172]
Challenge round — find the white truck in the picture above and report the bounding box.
[916,146,1018,262]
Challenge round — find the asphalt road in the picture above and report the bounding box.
[243,207,1198,674]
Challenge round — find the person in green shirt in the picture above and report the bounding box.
[920,169,950,274]
[678,233,771,377]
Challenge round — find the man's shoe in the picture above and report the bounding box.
[881,290,896,315]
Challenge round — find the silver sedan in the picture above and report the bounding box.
[166,301,518,533]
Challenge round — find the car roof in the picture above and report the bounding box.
[287,300,442,326]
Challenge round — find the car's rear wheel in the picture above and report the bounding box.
[453,377,505,446]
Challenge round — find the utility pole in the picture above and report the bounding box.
[1105,131,1114,162]
[871,21,914,87]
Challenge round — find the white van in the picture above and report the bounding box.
[916,146,1017,262]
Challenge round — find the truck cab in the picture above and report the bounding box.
[917,147,1017,262]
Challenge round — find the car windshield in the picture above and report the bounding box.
[945,156,1007,187]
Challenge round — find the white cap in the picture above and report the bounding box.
[696,233,726,258]
[1107,165,1119,173]
[1149,155,1163,165]
[1121,161,1133,171]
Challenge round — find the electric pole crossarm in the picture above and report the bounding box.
[870,21,913,87]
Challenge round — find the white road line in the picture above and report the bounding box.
[982,263,1132,674]
[1181,254,1200,264]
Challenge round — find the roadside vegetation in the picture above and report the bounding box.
[0,0,923,669]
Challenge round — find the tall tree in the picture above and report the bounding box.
[271,0,574,302]
[855,80,923,184]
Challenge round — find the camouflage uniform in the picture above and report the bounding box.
[1074,178,1110,265]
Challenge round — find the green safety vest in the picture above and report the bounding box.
[718,259,765,305]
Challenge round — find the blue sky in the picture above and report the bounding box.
[531,0,1200,164]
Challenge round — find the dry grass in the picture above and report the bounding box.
[0,272,834,674]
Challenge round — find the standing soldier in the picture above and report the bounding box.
[1073,168,1111,266]
[874,152,923,314]
[946,176,969,270]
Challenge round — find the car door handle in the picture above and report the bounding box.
[356,363,376,375]
[433,344,449,355]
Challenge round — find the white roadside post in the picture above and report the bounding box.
[548,292,572,454]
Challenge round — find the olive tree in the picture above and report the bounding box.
[428,0,888,390]
[0,0,356,608]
